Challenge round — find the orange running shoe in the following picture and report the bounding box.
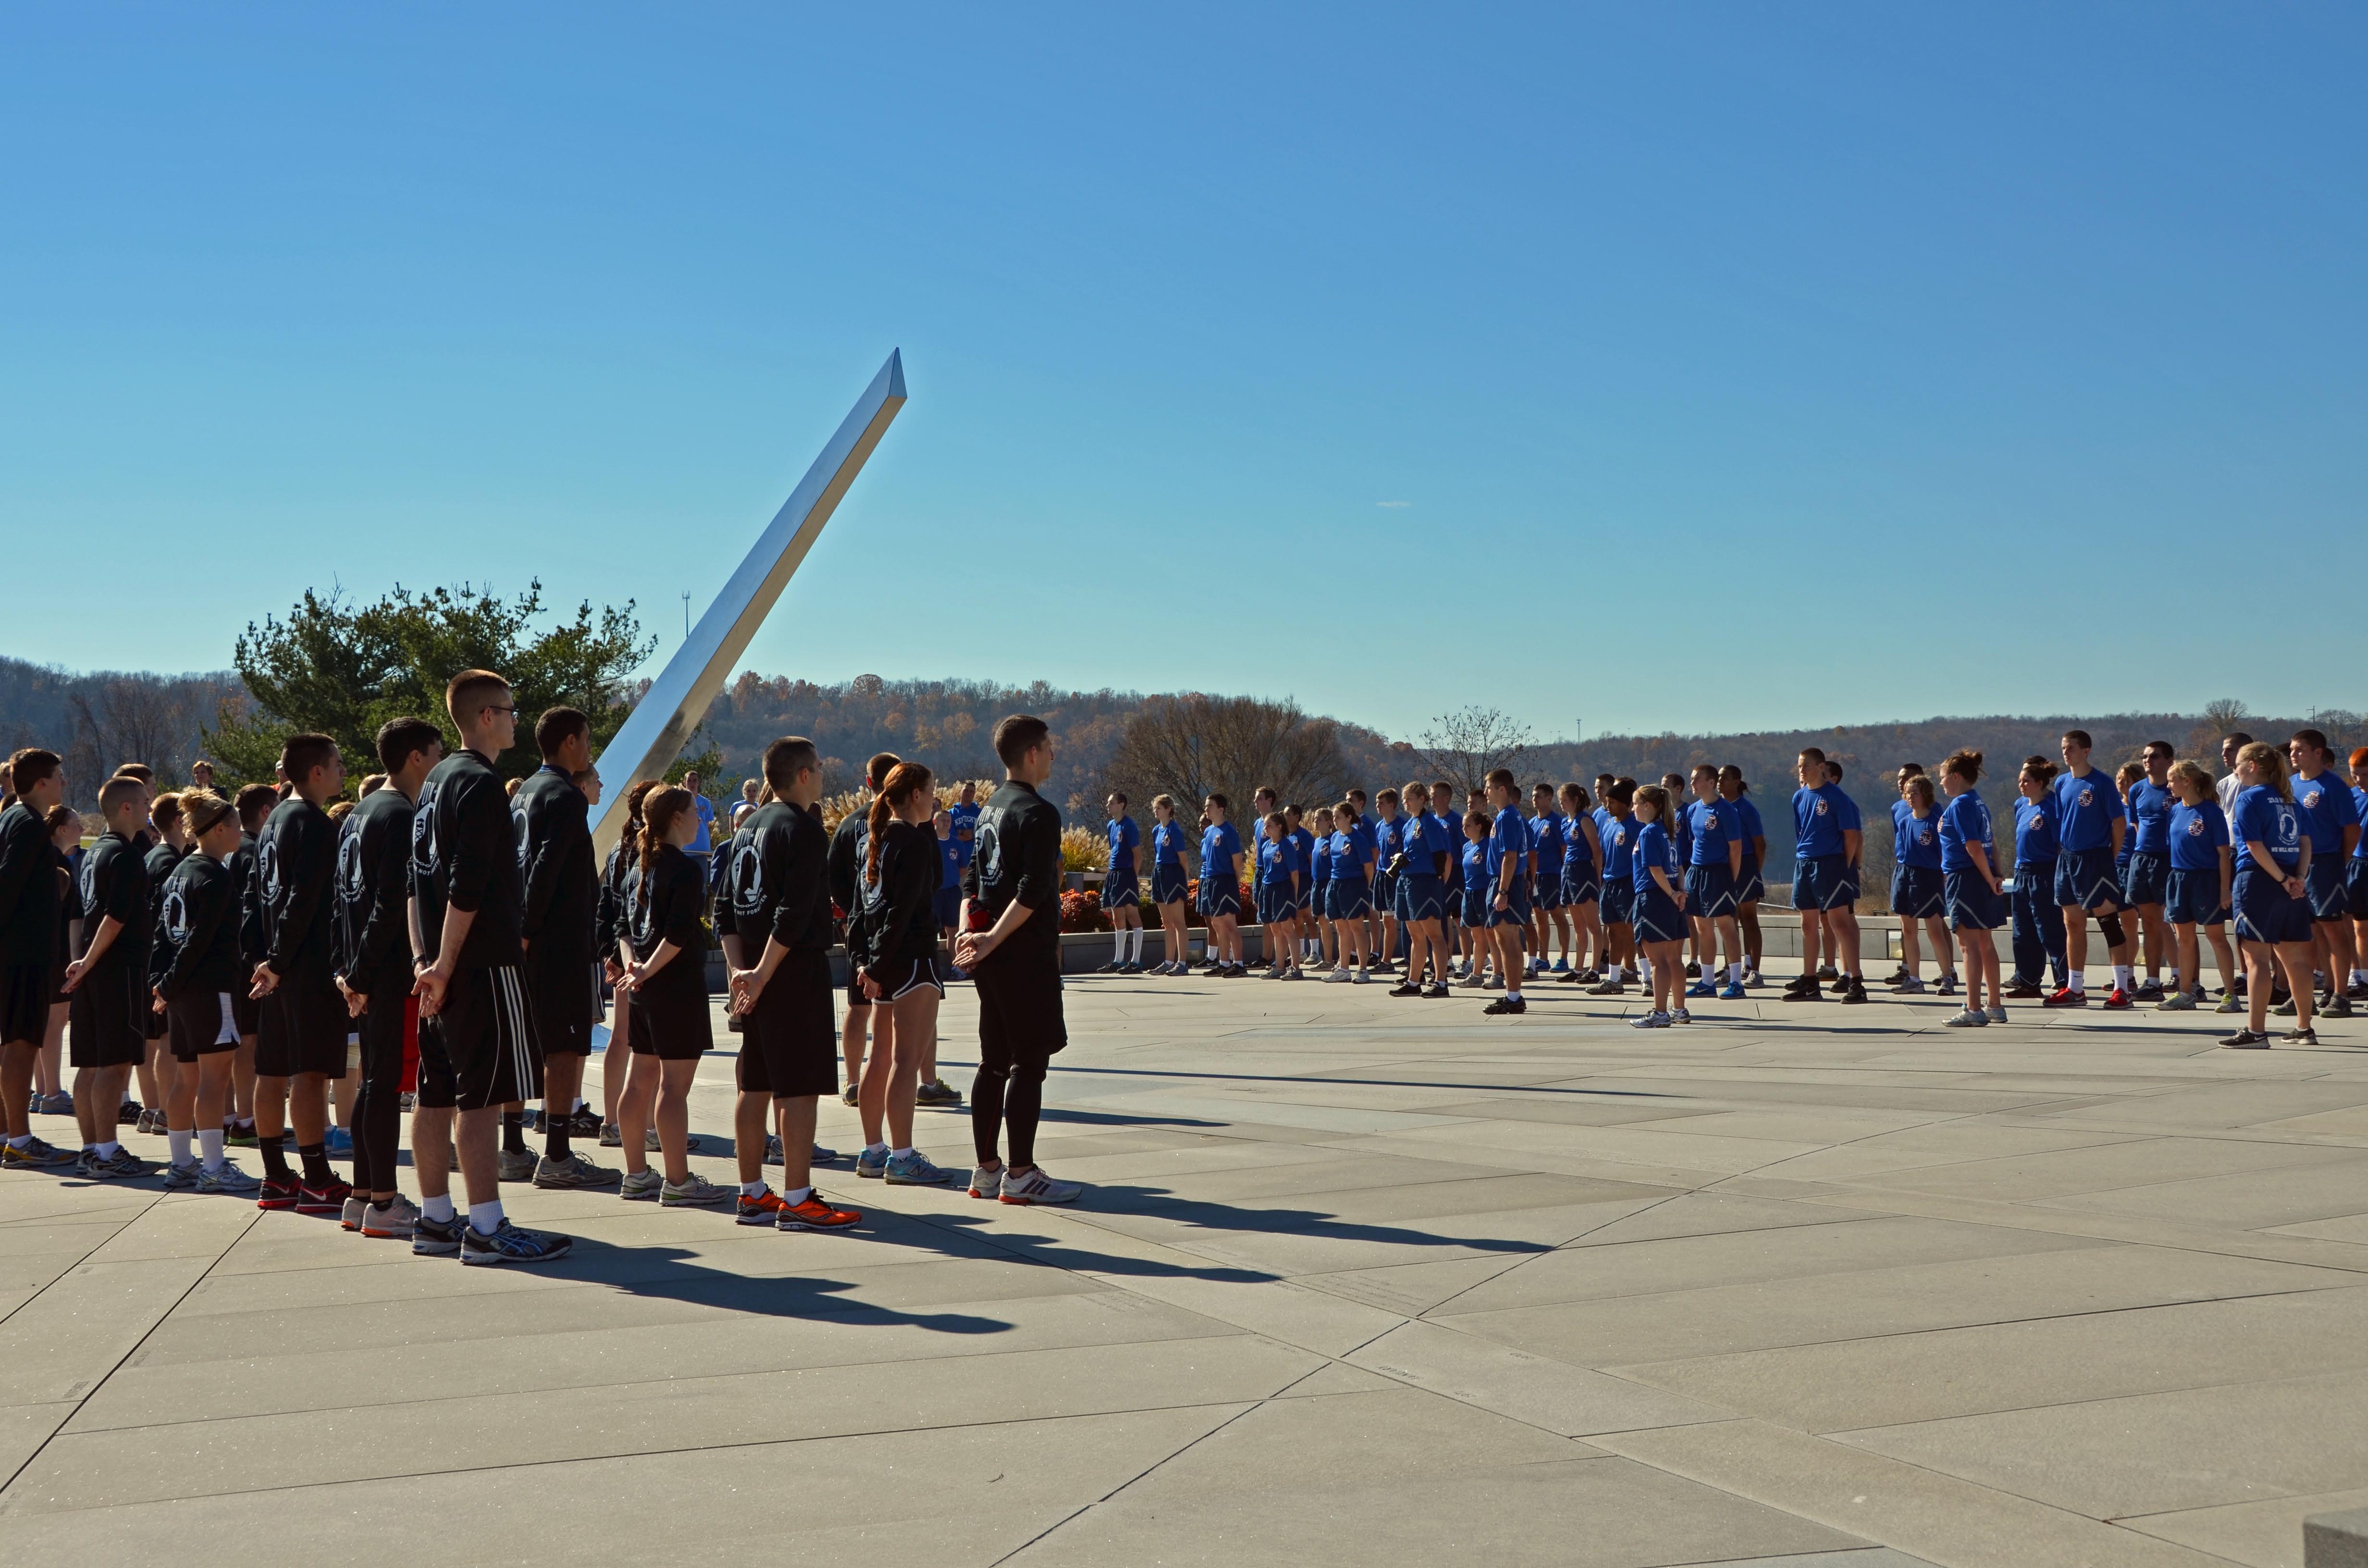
[776,1190,862,1231]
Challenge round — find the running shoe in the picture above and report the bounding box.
[1779,978,1819,1003]
[762,1133,784,1165]
[1423,984,1451,999]
[1828,974,1854,993]
[226,1123,259,1147]
[397,1091,415,1112]
[160,1160,201,1190]
[1555,969,1583,984]
[2323,995,2356,1019]
[297,1176,353,1216]
[885,1149,951,1186]
[2351,978,2368,1001]
[361,1194,420,1240]
[1481,996,1526,1016]
[411,1210,464,1255]
[497,1148,539,1183]
[85,1146,153,1180]
[736,1187,788,1224]
[1884,966,1912,987]
[1481,974,1503,991]
[1718,982,1746,1001]
[598,1122,624,1147]
[2043,988,2086,1007]
[1894,976,1926,995]
[1096,959,1122,974]
[1684,979,1715,998]
[256,1175,302,1210]
[916,1079,963,1107]
[813,1142,839,1163]
[2216,992,2245,1014]
[2002,982,2044,1000]
[199,1161,259,1196]
[1324,968,1353,984]
[2282,1026,2321,1046]
[999,1167,1081,1205]
[319,1127,350,1157]
[1387,983,1422,998]
[1818,964,1838,981]
[1,1136,74,1169]
[1672,1006,1692,1024]
[341,1194,367,1231]
[535,1152,622,1189]
[855,1145,889,1179]
[968,1164,1002,1199]
[840,1083,861,1107]
[459,1218,573,1266]
[1935,976,1959,997]
[134,1108,158,1136]
[1588,979,1626,996]
[2101,988,2133,1011]
[2221,1029,2271,1049]
[116,1100,142,1127]
[2134,979,2165,1002]
[2157,991,2197,1011]
[1986,1005,2007,1023]
[619,1168,663,1201]
[1277,967,1301,981]
[1944,1007,1987,1027]
[660,1174,734,1207]
[777,1189,862,1229]
[36,1091,72,1116]
[1457,974,1485,989]
[1842,980,1868,1005]
[567,1105,604,1137]
[1629,1011,1670,1029]
[1683,961,1701,979]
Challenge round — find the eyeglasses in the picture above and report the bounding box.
[482,705,518,718]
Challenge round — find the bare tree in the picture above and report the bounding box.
[103,680,192,775]
[2201,698,2250,731]
[1414,705,1534,796]
[1105,695,1348,847]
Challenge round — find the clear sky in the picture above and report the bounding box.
[5,4,2362,741]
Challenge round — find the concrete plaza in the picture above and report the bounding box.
[5,972,2368,1567]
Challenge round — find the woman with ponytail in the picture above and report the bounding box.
[615,784,730,1206]
[851,762,953,1187]
[152,791,259,1195]
[595,779,658,1148]
[2223,742,2318,1048]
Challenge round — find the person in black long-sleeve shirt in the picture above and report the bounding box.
[61,776,154,1176]
[0,748,73,1166]
[956,717,1081,1205]
[722,737,860,1230]
[828,751,898,1104]
[153,790,261,1195]
[411,670,569,1265]
[516,706,614,1185]
[249,733,351,1213]
[615,785,726,1207]
[593,780,655,1148]
[139,792,190,1124]
[333,718,443,1239]
[848,761,953,1188]
[224,783,275,1144]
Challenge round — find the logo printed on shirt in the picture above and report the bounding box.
[258,840,282,908]
[78,855,100,909]
[2187,818,2206,835]
[1814,799,1829,816]
[2078,787,2094,807]
[2304,788,2323,808]
[163,887,191,945]
[410,785,439,880]
[731,843,764,916]
[512,807,531,868]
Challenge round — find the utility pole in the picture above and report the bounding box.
[681,591,691,639]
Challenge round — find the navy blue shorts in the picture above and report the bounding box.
[1737,853,1765,906]
[1257,882,1295,927]
[1560,865,1599,907]
[1632,882,1685,944]
[1944,871,2004,931]
[1685,863,1738,918]
[1799,854,1857,912]
[1533,868,1564,910]
[1307,879,1328,916]
[2165,867,2228,927]
[2306,855,2347,921]
[1484,881,1531,928]
[2233,868,2310,946]
[1325,877,1371,920]
[1197,877,1240,919]
[1459,887,1491,929]
[1372,868,1398,916]
[2121,850,2170,909]
[1104,870,1140,911]
[2347,857,2368,921]
[2055,847,2121,912]
[1600,878,1634,927]
[1151,862,1189,906]
[931,887,962,929]
[1396,874,1444,923]
[1891,864,1944,919]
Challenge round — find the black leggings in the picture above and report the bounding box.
[972,1053,1048,1169]
[352,1000,407,1196]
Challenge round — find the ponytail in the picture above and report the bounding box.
[864,762,936,886]
[640,785,692,875]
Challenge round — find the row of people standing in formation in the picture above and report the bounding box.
[1074,727,2359,1042]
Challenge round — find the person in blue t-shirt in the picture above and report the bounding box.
[2122,742,2178,1001]
[1284,804,1318,968]
[1526,784,1568,977]
[2224,742,2318,1048]
[1143,795,1193,977]
[1628,784,1689,1027]
[2287,728,2361,1019]
[1718,767,1767,986]
[1589,780,1641,995]
[1257,812,1306,979]
[1936,750,2006,1025]
[1196,794,1246,975]
[1782,747,1866,1004]
[2008,758,2068,997]
[1322,800,1374,980]
[1389,782,1449,996]
[2350,748,2368,1000]
[1307,807,1336,970]
[1889,769,1956,997]
[1556,782,1604,984]
[1457,810,1492,981]
[1480,770,1532,1016]
[1369,790,1404,974]
[933,808,965,944]
[1097,794,1145,975]
[1682,765,1746,1001]
[2047,729,2134,1008]
[2160,760,2234,1011]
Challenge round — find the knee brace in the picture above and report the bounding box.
[2098,913,2126,948]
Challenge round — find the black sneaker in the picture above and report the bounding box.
[459,1218,574,1266]
[412,1212,465,1256]
[568,1105,604,1137]
[1387,983,1422,997]
[1683,962,1701,979]
[1779,981,1820,1003]
[1422,984,1451,998]
[2282,1026,2320,1046]
[115,1100,143,1127]
[2220,1030,2272,1050]
[2322,996,2354,1019]
[2003,981,2043,1000]
[1481,996,1527,1016]
[1842,980,1868,1005]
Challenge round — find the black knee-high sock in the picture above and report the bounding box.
[545,1111,570,1163]
[299,1141,333,1186]
[501,1110,528,1154]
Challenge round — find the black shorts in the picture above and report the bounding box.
[740,947,837,1099]
[627,978,711,1060]
[0,962,48,1045]
[69,961,147,1069]
[974,950,1065,1071]
[868,956,946,1000]
[528,949,597,1058]
[230,986,260,1040]
[416,965,543,1112]
[256,976,351,1077]
[167,990,241,1062]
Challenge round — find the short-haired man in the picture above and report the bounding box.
[1528,782,1568,976]
[2047,729,2133,1008]
[1782,748,1866,1004]
[1099,793,1144,974]
[2125,741,2178,1001]
[2287,729,2359,1019]
[518,706,619,1184]
[827,752,899,1106]
[724,736,861,1231]
[1481,769,1530,1015]
[335,716,442,1240]
[956,716,1081,1205]
[3,752,93,1165]
[412,670,571,1264]
[226,781,277,1143]
[61,774,155,1177]
[1435,780,1464,968]
[249,732,353,1214]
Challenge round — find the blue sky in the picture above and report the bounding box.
[5,4,2362,742]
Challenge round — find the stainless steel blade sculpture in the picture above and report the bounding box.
[589,349,906,855]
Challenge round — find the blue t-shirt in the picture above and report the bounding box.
[2354,787,2368,858]
[1290,827,1317,885]
[1793,785,1850,859]
[2051,767,2124,854]
[1529,810,1564,872]
[1937,790,1992,874]
[1895,802,1943,870]
[948,802,979,869]
[2232,784,2302,870]
[1459,840,1489,895]
[1562,810,1594,870]
[1398,813,1429,876]
[1200,821,1242,883]
[2169,800,2229,872]
[1258,833,1301,888]
[1486,805,1527,880]
[1348,816,1377,873]
[1151,820,1189,867]
[2129,781,2173,856]
[1372,814,1401,873]
[1730,796,1764,860]
[1600,813,1636,880]
[2292,772,2359,856]
[1633,820,1677,893]
[1687,798,1734,867]
[1671,804,1692,865]
[689,793,716,855]
[1329,829,1364,882]
[1311,833,1333,884]
[1106,815,1139,876]
[2013,797,2059,864]
[938,835,964,890]
[1424,811,1455,876]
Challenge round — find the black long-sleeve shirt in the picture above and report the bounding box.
[729,801,832,954]
[962,780,1063,968]
[827,810,867,932]
[158,852,243,998]
[414,748,525,970]
[518,764,595,966]
[74,830,150,975]
[597,837,634,962]
[623,843,707,1004]
[143,841,187,987]
[0,802,58,965]
[857,818,939,975]
[258,796,338,979]
[338,786,416,994]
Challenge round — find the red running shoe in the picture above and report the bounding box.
[2101,988,2133,1010]
[2042,988,2087,1008]
[257,1176,301,1211]
[296,1176,354,1216]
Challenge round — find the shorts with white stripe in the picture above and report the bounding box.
[415,963,543,1112]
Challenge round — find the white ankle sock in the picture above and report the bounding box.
[197,1127,224,1170]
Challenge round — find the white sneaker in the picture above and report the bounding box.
[1944,1007,1988,1027]
[1352,969,1369,984]
[968,1164,1003,1200]
[999,1167,1081,1205]
[1324,968,1353,983]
